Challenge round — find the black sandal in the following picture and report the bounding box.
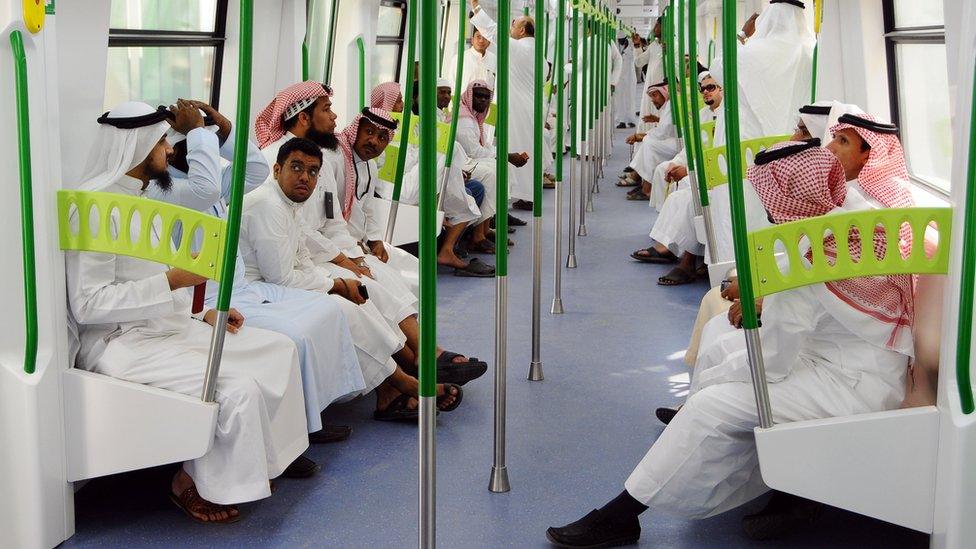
[437,383,464,412]
[373,394,420,422]
[658,267,697,286]
[435,351,488,385]
[631,247,677,264]
[468,239,496,254]
[454,257,495,278]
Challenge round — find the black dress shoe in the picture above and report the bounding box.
[282,455,320,479]
[655,407,678,425]
[616,122,627,129]
[308,424,352,444]
[508,213,528,226]
[546,509,640,547]
[741,491,825,540]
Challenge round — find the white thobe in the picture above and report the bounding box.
[445,47,498,90]
[636,41,664,132]
[624,284,908,518]
[66,175,308,506]
[615,43,638,126]
[472,8,536,202]
[456,117,498,222]
[628,100,678,183]
[240,180,407,387]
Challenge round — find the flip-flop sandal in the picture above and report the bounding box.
[437,383,464,412]
[631,247,677,264]
[170,486,241,524]
[468,239,496,254]
[454,257,495,278]
[626,190,650,201]
[373,393,421,422]
[616,178,639,187]
[658,267,697,286]
[435,351,489,385]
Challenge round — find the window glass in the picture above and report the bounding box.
[892,0,943,28]
[110,0,218,32]
[307,0,337,83]
[372,43,400,89]
[104,46,216,109]
[377,4,405,37]
[895,43,952,190]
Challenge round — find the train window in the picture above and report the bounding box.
[883,0,951,193]
[105,0,228,109]
[375,0,406,86]
[307,0,340,84]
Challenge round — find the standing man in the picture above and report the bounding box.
[615,33,639,129]
[447,24,498,90]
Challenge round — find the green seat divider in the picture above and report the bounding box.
[484,102,498,127]
[700,120,715,149]
[746,207,952,298]
[57,190,227,281]
[701,134,792,190]
[391,111,451,153]
[378,144,401,183]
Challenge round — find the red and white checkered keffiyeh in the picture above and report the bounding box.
[255,81,330,149]
[370,82,402,112]
[647,82,669,101]
[456,79,493,146]
[337,108,397,220]
[747,142,847,223]
[829,115,914,210]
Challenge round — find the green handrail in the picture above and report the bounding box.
[391,0,418,202]
[811,0,822,101]
[663,6,681,138]
[687,0,709,209]
[324,0,340,83]
[356,36,366,111]
[747,208,952,297]
[956,55,976,414]
[301,39,309,81]
[533,0,544,217]
[496,0,510,278]
[583,9,591,134]
[443,0,466,169]
[721,0,757,331]
[10,31,38,375]
[675,0,688,142]
[570,1,578,158]
[419,0,438,403]
[556,0,565,182]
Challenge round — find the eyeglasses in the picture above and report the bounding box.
[699,84,718,93]
[287,161,320,179]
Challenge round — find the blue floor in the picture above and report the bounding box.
[64,129,929,548]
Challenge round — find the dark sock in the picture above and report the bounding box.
[598,490,648,520]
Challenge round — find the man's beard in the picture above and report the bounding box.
[306,127,339,150]
[151,170,173,193]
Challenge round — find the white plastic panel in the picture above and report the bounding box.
[367,198,445,246]
[755,406,939,533]
[64,369,218,482]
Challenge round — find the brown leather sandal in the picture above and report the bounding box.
[170,485,241,524]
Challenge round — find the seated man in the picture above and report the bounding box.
[67,102,309,524]
[547,142,912,546]
[371,81,494,276]
[242,137,488,416]
[159,101,368,445]
[621,83,677,202]
[454,79,529,253]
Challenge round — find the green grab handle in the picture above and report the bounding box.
[747,207,952,298]
[356,36,366,111]
[533,0,544,216]
[721,0,760,331]
[301,40,308,81]
[391,0,418,202]
[215,0,253,311]
[10,30,38,375]
[956,55,976,414]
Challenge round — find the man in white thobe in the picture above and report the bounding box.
[66,101,309,523]
[547,143,911,547]
[470,0,536,209]
[635,19,665,132]
[614,33,639,128]
[621,83,678,200]
[445,25,498,90]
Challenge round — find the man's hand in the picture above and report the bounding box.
[625,133,645,145]
[335,253,374,279]
[168,98,205,135]
[642,114,659,124]
[742,13,759,39]
[727,297,763,329]
[330,278,367,304]
[368,240,390,263]
[665,164,688,183]
[204,307,245,333]
[508,152,529,167]
[720,278,740,301]
[166,268,208,290]
[188,100,232,143]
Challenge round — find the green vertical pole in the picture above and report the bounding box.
[552,0,568,309]
[721,0,773,428]
[529,0,545,380]
[676,0,688,143]
[10,31,38,375]
[955,55,976,415]
[324,0,339,83]
[202,0,254,402]
[533,0,545,214]
[566,0,579,264]
[355,36,366,110]
[490,0,513,494]
[418,0,439,541]
[392,0,418,202]
[443,0,467,166]
[302,40,309,81]
[688,0,707,208]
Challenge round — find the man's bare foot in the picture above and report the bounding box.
[437,250,468,269]
[386,367,460,410]
[171,468,240,523]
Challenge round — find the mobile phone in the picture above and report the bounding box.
[358,285,369,300]
[324,191,334,219]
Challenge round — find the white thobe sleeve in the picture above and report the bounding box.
[363,161,385,242]
[218,132,270,199]
[609,44,623,86]
[66,250,176,325]
[470,8,497,45]
[246,204,334,292]
[300,183,343,263]
[634,47,649,68]
[147,128,221,210]
[321,160,366,257]
[457,119,494,159]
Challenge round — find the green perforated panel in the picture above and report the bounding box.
[747,207,952,298]
[58,190,227,281]
[701,134,792,190]
[484,102,498,127]
[378,144,400,183]
[390,111,451,153]
[700,120,715,149]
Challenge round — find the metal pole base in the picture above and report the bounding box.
[528,360,544,381]
[566,254,578,268]
[550,297,564,314]
[593,181,600,193]
[578,224,587,237]
[585,199,594,213]
[489,465,511,493]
